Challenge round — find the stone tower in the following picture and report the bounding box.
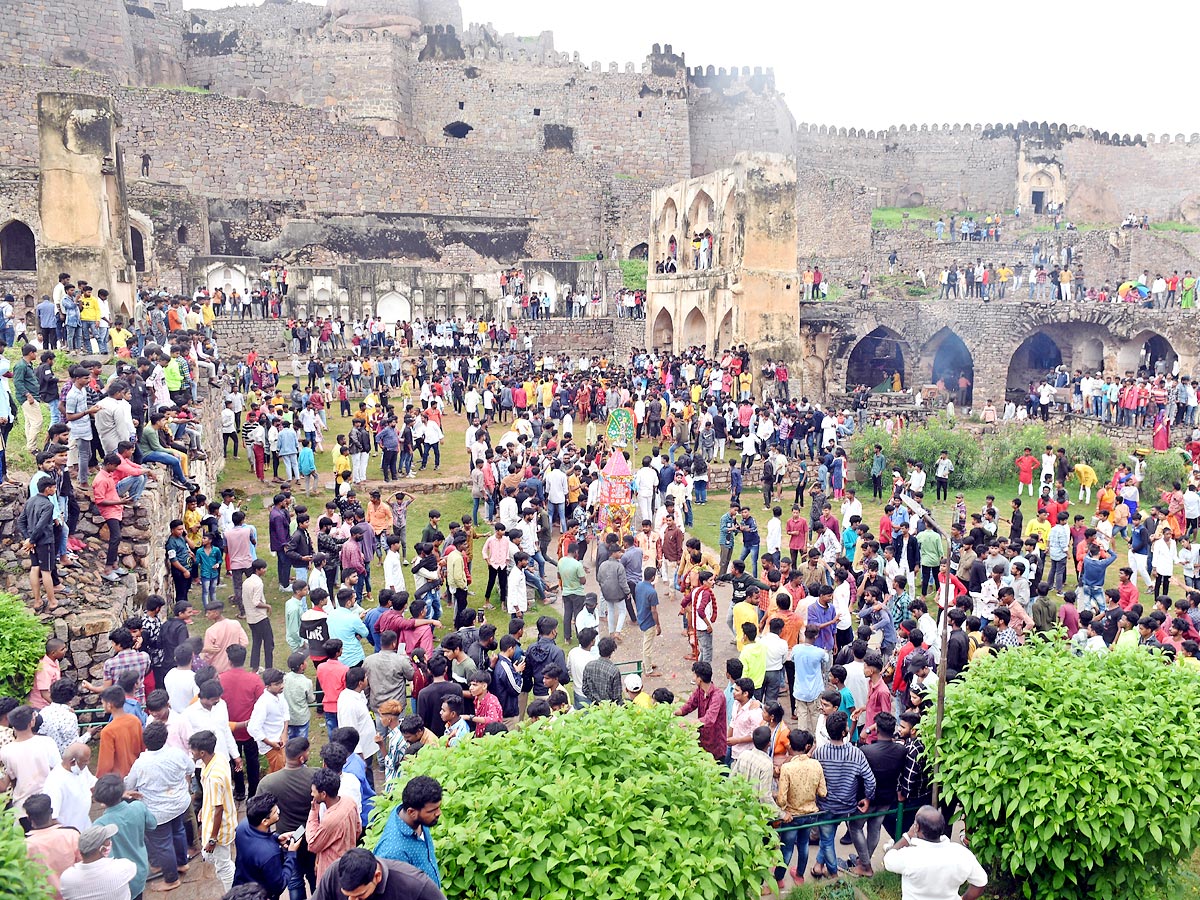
[37,93,137,317]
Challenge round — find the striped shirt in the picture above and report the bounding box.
[813,740,876,815]
[199,755,238,847]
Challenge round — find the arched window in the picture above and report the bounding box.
[0,221,36,271]
[130,228,146,273]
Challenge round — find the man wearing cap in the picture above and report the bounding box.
[58,824,135,900]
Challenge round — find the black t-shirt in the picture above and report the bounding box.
[416,680,463,737]
[300,613,330,660]
[862,739,907,808]
[1102,607,1124,645]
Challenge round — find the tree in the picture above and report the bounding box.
[367,703,777,899]
[936,639,1200,899]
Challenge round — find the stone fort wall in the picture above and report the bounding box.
[794,121,1200,223]
[0,64,612,256]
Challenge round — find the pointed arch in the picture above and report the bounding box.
[1118,330,1177,377]
[681,306,707,349]
[628,242,649,260]
[652,306,674,350]
[129,226,146,273]
[1007,330,1064,392]
[920,327,974,401]
[687,189,714,233]
[717,309,735,351]
[0,220,36,271]
[846,326,908,391]
[376,290,412,327]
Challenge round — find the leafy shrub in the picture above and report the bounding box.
[0,593,49,698]
[973,424,1049,487]
[0,806,53,899]
[849,419,981,487]
[1143,449,1192,498]
[367,703,777,900]
[1061,432,1119,475]
[937,639,1200,899]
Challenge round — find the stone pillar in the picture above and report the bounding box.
[739,155,800,371]
[36,93,137,317]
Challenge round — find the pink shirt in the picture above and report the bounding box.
[29,655,60,709]
[202,619,249,673]
[729,698,764,761]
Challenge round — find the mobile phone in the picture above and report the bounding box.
[290,826,305,843]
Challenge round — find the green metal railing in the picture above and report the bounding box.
[774,802,910,842]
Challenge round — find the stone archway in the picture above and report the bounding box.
[1008,331,1064,392]
[129,227,146,273]
[376,291,412,329]
[921,328,974,401]
[1077,337,1105,373]
[0,220,36,271]
[847,326,908,391]
[652,306,674,350]
[628,242,649,260]
[687,190,714,233]
[681,306,706,350]
[717,309,735,352]
[658,199,678,260]
[1118,330,1178,377]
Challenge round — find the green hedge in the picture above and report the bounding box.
[0,806,53,899]
[0,593,48,699]
[367,703,777,899]
[937,640,1200,899]
[850,421,1123,492]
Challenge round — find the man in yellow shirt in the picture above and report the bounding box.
[1060,268,1074,301]
[1072,463,1098,503]
[79,287,101,347]
[1024,508,1052,551]
[108,321,133,355]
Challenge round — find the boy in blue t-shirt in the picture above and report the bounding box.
[196,532,223,606]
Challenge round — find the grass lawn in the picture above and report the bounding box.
[1150,222,1200,233]
[870,207,951,229]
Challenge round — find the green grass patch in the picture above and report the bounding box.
[870,206,951,229]
[619,258,647,291]
[1151,221,1200,233]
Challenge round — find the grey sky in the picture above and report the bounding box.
[182,0,1190,134]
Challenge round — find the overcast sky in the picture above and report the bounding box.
[181,0,1191,134]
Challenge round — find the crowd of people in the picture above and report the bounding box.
[13,262,1200,897]
[0,308,1008,898]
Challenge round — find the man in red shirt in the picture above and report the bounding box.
[317,639,349,737]
[675,660,727,761]
[858,652,894,744]
[92,454,132,583]
[218,644,264,801]
[1015,448,1038,497]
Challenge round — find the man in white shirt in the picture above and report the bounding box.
[41,743,96,832]
[566,627,600,708]
[840,489,863,530]
[180,681,241,774]
[246,669,289,762]
[546,460,570,533]
[335,669,378,764]
[635,458,658,525]
[883,806,987,900]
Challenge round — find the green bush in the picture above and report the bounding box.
[849,419,981,487]
[1061,432,1119,475]
[0,593,49,698]
[973,424,1049,487]
[1143,449,1192,498]
[937,639,1200,899]
[367,703,777,900]
[0,806,53,899]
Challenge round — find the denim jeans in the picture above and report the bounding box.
[288,722,310,740]
[816,820,843,874]
[324,711,338,734]
[762,668,784,706]
[142,450,187,484]
[775,813,821,882]
[201,576,218,605]
[739,543,760,577]
[117,473,147,501]
[550,501,566,532]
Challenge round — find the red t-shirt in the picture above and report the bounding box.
[219,668,265,741]
[1016,455,1037,483]
[317,659,348,713]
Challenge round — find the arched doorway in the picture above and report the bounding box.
[129,227,146,272]
[717,309,735,352]
[529,271,557,306]
[924,328,974,402]
[681,307,707,350]
[0,221,36,270]
[1078,338,1104,373]
[1008,332,1064,392]
[847,326,907,391]
[1118,331,1178,377]
[719,187,739,267]
[658,199,678,259]
[651,307,673,350]
[628,242,648,260]
[376,291,412,329]
[687,190,714,233]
